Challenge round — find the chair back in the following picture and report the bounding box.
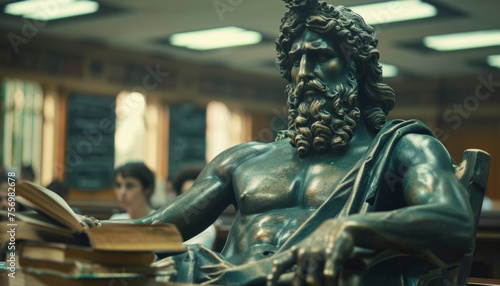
[453,149,491,285]
[359,149,491,286]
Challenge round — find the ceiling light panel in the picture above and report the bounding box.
[380,63,399,77]
[170,26,262,50]
[350,0,437,25]
[424,30,500,51]
[4,0,99,21]
[487,55,500,69]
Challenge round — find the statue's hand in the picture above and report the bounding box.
[79,214,102,228]
[267,219,360,286]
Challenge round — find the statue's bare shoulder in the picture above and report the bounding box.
[390,133,469,212]
[391,133,455,173]
[207,140,278,174]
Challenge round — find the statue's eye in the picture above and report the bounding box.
[292,58,300,67]
[317,53,331,62]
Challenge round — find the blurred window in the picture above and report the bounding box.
[206,101,250,161]
[1,79,43,181]
[114,91,146,167]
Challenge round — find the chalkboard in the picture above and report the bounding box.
[66,93,115,191]
[168,103,206,179]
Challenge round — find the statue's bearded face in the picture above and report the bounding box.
[287,29,360,157]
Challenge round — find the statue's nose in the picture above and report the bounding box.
[297,55,314,81]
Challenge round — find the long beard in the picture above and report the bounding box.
[287,72,361,157]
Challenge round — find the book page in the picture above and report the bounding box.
[4,210,69,232]
[16,181,86,232]
[85,223,185,252]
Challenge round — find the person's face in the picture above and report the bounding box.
[114,174,149,211]
[289,29,348,99]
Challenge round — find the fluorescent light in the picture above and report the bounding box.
[170,26,262,50]
[380,63,398,78]
[5,0,73,14]
[350,0,437,25]
[487,55,500,69]
[4,0,99,21]
[424,30,500,51]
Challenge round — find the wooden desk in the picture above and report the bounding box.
[471,211,500,280]
[469,277,500,285]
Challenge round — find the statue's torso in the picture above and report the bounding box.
[221,139,369,265]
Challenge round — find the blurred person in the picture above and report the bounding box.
[20,165,35,182]
[0,164,6,178]
[110,162,155,220]
[0,175,9,211]
[46,180,82,214]
[171,167,204,195]
[0,173,28,214]
[171,167,217,249]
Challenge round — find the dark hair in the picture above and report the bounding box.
[171,167,203,196]
[0,165,6,177]
[21,165,35,181]
[0,174,7,185]
[114,162,155,203]
[276,0,396,132]
[46,180,70,200]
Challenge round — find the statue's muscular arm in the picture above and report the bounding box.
[106,141,271,241]
[269,134,474,286]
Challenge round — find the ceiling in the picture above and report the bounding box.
[0,0,499,79]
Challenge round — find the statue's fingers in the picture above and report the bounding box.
[324,233,353,286]
[293,247,308,286]
[267,249,296,286]
[305,249,324,286]
[323,246,337,286]
[324,253,342,286]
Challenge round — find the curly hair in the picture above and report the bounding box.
[276,0,395,132]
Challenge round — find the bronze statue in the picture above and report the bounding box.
[96,1,477,285]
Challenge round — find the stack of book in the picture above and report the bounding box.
[0,182,185,286]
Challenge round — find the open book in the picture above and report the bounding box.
[2,181,185,253]
[15,182,86,232]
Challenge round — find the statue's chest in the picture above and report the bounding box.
[233,152,355,215]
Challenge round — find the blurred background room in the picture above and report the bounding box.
[0,0,499,279]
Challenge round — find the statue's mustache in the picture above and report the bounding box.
[293,79,328,102]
